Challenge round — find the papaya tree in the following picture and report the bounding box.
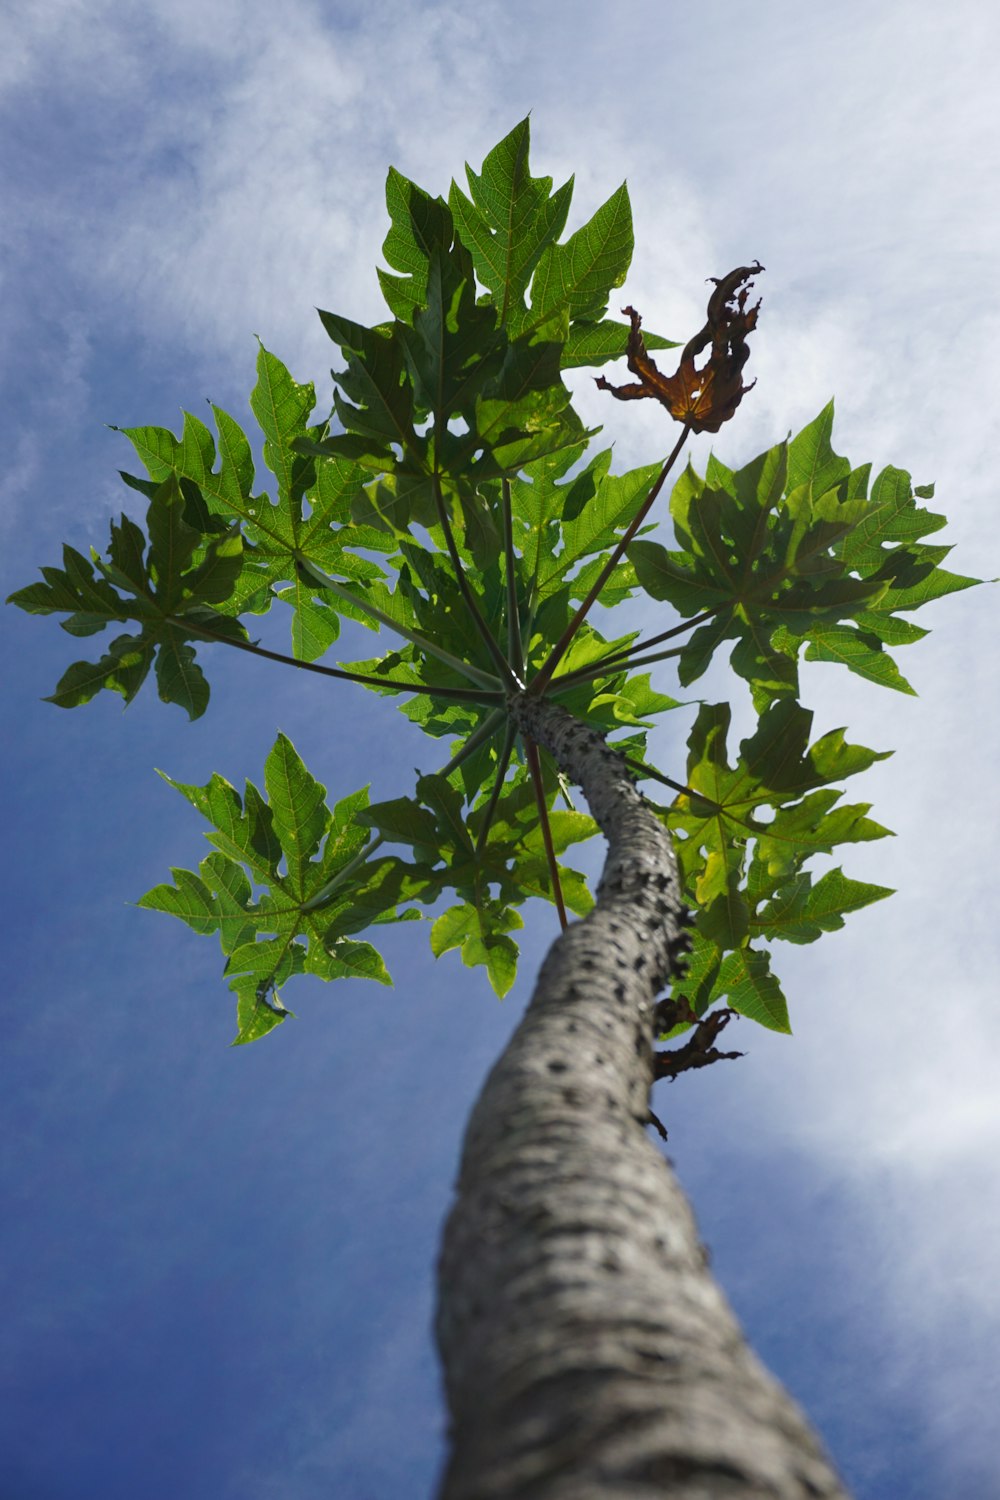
[9,120,979,1498]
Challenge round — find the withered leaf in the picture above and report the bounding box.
[596,262,764,434]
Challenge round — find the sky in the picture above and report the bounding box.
[1,1,998,1497]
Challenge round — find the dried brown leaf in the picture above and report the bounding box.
[596,262,764,433]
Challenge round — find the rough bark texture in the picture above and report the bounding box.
[435,695,851,1500]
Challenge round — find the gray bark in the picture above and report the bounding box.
[435,695,850,1500]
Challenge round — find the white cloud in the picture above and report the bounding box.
[0,321,93,540]
[0,0,111,92]
[65,0,514,368]
[4,0,999,1490]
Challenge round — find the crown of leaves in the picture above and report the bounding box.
[9,119,979,1043]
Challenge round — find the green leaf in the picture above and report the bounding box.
[112,354,385,657]
[799,622,916,693]
[837,464,941,568]
[449,117,573,331]
[275,586,341,663]
[139,738,427,1039]
[250,343,317,510]
[519,808,598,856]
[232,984,293,1046]
[751,791,890,881]
[629,538,731,615]
[263,733,329,889]
[696,853,750,948]
[397,244,508,437]
[539,460,662,597]
[45,632,151,709]
[668,929,722,1020]
[212,403,256,502]
[378,167,455,322]
[510,441,598,594]
[560,318,677,370]
[661,698,892,1031]
[320,311,417,461]
[752,868,892,945]
[140,854,255,952]
[529,182,634,327]
[117,410,250,520]
[153,629,209,718]
[17,130,977,1063]
[628,411,981,705]
[10,477,248,718]
[430,899,523,998]
[357,795,441,851]
[786,401,850,499]
[417,773,473,853]
[470,338,583,479]
[9,545,125,621]
[712,948,790,1033]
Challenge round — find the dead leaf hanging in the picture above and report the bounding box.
[596,262,764,434]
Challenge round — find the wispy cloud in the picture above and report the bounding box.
[3,2,998,1494]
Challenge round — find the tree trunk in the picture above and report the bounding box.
[435,695,850,1500]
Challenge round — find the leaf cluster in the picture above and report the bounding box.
[8,476,247,718]
[662,699,893,1033]
[630,406,976,708]
[8,120,980,1044]
[627,407,977,1030]
[139,736,413,1042]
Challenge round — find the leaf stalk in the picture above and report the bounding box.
[474,721,518,855]
[302,834,387,912]
[529,424,690,694]
[431,472,521,690]
[176,617,504,703]
[298,558,503,692]
[501,478,525,680]
[524,735,568,930]
[551,605,725,688]
[550,643,687,689]
[437,708,508,779]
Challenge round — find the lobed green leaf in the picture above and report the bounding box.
[630,407,982,705]
[139,736,430,1040]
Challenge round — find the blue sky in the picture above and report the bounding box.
[2,2,998,1496]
